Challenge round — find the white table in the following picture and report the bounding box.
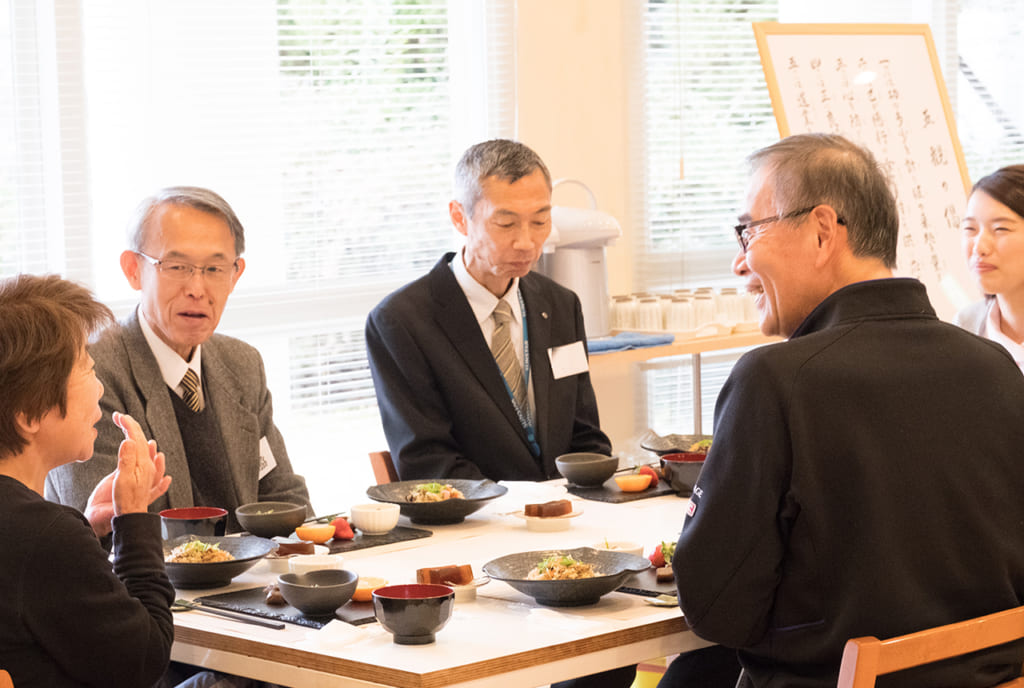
[171,481,712,687]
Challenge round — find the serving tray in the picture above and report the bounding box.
[325,525,432,554]
[194,586,376,629]
[566,477,678,503]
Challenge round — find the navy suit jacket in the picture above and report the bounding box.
[365,253,611,481]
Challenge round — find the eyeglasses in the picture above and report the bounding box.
[136,251,237,283]
[733,206,846,252]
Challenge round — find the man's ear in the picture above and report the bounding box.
[449,200,469,237]
[120,250,143,290]
[811,205,843,267]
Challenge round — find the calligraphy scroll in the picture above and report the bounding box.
[753,22,978,320]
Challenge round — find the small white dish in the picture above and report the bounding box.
[264,544,329,573]
[288,553,344,575]
[512,508,583,532]
[591,541,644,558]
[451,576,490,602]
[349,502,401,535]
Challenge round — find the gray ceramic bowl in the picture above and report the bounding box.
[366,479,508,525]
[660,453,706,496]
[163,535,276,589]
[277,569,359,617]
[555,453,618,487]
[373,583,455,645]
[235,501,308,538]
[482,547,651,607]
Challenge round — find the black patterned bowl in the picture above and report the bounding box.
[482,547,651,607]
[163,535,276,589]
[373,583,455,644]
[366,479,508,525]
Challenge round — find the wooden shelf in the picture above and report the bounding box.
[589,330,780,369]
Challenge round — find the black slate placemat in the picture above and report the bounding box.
[618,566,679,597]
[325,525,432,554]
[195,586,377,629]
[566,477,679,503]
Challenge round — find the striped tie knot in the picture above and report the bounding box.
[181,368,202,413]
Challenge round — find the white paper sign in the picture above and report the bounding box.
[548,341,589,379]
[258,436,277,479]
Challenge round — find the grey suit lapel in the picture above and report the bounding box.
[122,311,194,507]
[201,340,258,507]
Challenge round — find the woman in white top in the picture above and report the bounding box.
[956,164,1024,372]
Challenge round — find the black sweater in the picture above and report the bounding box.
[0,476,174,687]
[676,279,1024,687]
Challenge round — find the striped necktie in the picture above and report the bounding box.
[491,300,527,411]
[180,368,202,412]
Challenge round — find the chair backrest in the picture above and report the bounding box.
[837,605,1024,688]
[0,669,12,688]
[369,450,399,485]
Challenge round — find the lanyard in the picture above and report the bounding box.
[497,290,540,457]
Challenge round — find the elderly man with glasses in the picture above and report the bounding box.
[47,186,310,539]
[659,134,1024,687]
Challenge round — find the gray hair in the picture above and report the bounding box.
[453,139,552,217]
[747,133,898,268]
[127,186,246,257]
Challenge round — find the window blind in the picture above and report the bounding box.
[0,0,514,512]
[634,0,1024,437]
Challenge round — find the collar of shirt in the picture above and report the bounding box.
[138,309,204,401]
[449,251,534,414]
[449,249,524,337]
[983,299,1024,371]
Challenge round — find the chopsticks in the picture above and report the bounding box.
[302,511,346,525]
[173,599,285,630]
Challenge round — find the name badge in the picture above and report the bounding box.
[548,341,589,379]
[258,436,278,479]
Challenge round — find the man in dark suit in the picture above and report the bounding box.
[367,140,631,688]
[366,139,611,482]
[46,186,310,538]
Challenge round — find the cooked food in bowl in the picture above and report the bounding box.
[527,555,597,581]
[367,479,508,525]
[166,538,235,564]
[407,482,464,502]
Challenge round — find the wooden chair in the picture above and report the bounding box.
[0,669,12,688]
[369,450,399,485]
[837,605,1024,688]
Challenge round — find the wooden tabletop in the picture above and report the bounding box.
[171,481,713,687]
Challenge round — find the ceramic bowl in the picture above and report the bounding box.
[554,453,618,487]
[366,479,508,525]
[482,547,651,607]
[163,534,276,589]
[640,431,713,457]
[288,553,345,575]
[373,584,455,645]
[159,507,228,540]
[349,502,401,535]
[234,501,307,538]
[277,569,359,617]
[660,452,706,495]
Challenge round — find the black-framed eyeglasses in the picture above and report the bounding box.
[733,206,846,252]
[136,251,237,283]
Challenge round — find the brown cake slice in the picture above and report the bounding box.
[524,499,573,518]
[416,564,475,586]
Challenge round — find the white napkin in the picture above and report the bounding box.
[295,620,374,652]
